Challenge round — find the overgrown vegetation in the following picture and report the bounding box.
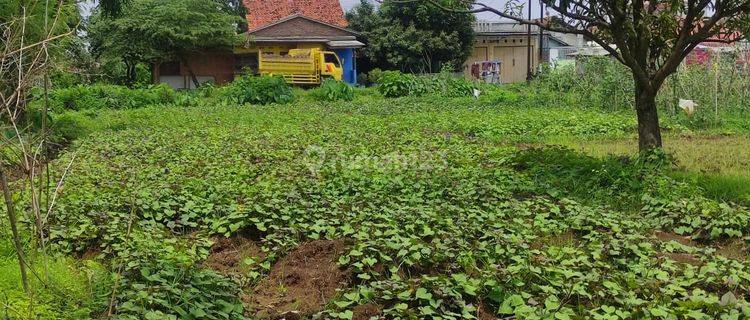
[535,57,750,131]
[559,136,750,205]
[378,70,476,98]
[311,79,356,102]
[219,74,294,105]
[34,84,177,112]
[1,86,744,319]
[4,0,748,319]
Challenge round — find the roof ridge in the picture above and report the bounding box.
[244,0,347,30]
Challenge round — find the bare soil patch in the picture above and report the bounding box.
[352,303,382,320]
[248,240,349,319]
[653,230,697,247]
[652,230,702,266]
[78,246,102,260]
[204,235,265,276]
[715,240,749,261]
[662,252,702,266]
[652,230,748,263]
[476,301,496,320]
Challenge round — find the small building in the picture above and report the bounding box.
[235,14,363,84]
[154,0,363,89]
[466,20,579,83]
[567,42,618,74]
[685,41,750,68]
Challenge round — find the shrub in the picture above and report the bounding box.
[52,113,89,142]
[534,58,633,111]
[378,70,478,99]
[480,87,520,105]
[221,75,293,105]
[368,68,384,85]
[357,72,369,86]
[378,71,423,98]
[311,79,355,102]
[434,74,476,98]
[43,84,177,111]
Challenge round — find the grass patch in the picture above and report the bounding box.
[672,172,750,204]
[554,135,750,204]
[0,233,112,320]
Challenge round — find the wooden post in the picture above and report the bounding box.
[152,61,160,84]
[526,0,532,82]
[713,50,719,121]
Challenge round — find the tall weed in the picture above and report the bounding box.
[37,84,177,111]
[311,79,355,102]
[219,75,293,105]
[534,57,750,129]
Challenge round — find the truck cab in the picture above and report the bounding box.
[321,51,343,81]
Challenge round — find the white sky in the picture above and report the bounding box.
[80,0,544,21]
[340,0,543,21]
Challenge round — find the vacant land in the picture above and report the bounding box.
[3,89,750,319]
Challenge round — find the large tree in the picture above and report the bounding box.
[88,0,241,86]
[408,0,750,150]
[347,0,475,73]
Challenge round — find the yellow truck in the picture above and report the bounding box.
[258,48,343,85]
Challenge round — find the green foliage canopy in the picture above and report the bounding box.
[88,0,241,84]
[345,0,475,73]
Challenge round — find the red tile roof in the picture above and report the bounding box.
[244,0,347,30]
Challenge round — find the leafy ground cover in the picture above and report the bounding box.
[3,88,750,319]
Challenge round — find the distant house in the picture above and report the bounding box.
[154,0,364,89]
[685,38,750,68]
[466,20,580,83]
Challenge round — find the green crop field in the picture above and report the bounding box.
[3,81,750,320]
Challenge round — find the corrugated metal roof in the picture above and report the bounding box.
[327,40,365,48]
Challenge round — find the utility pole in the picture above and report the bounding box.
[526,0,532,82]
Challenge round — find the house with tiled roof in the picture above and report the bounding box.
[244,0,348,30]
[154,0,363,88]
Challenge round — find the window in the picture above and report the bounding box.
[234,54,258,74]
[324,53,341,67]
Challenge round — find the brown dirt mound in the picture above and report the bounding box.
[653,230,697,247]
[353,303,382,320]
[249,240,349,319]
[662,252,702,266]
[476,301,496,320]
[79,246,102,261]
[715,240,749,261]
[204,235,265,275]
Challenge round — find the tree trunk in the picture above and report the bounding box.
[181,56,200,89]
[152,61,160,84]
[124,60,137,85]
[634,81,663,151]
